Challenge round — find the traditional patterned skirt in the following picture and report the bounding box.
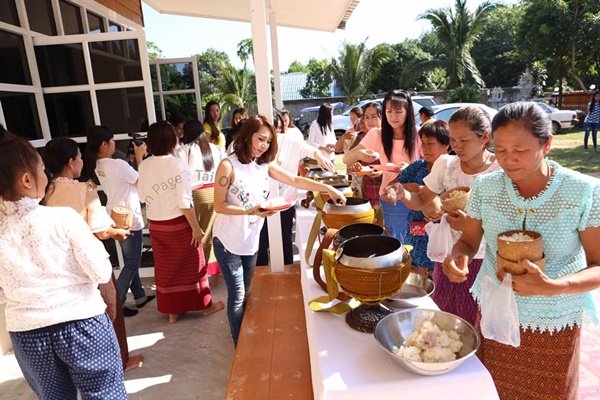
[431,259,482,326]
[192,184,220,276]
[477,316,580,400]
[98,273,129,370]
[149,215,213,314]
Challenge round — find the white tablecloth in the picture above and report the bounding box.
[294,199,500,400]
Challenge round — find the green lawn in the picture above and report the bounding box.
[548,129,600,175]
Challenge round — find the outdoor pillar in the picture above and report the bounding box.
[270,10,283,110]
[250,0,284,272]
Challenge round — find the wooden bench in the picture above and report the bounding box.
[225,265,313,399]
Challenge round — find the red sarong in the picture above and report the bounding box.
[149,215,212,314]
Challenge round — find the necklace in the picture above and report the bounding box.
[461,151,492,174]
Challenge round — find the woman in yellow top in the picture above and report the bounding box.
[203,101,226,151]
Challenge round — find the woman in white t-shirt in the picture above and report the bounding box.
[175,119,225,280]
[138,121,224,324]
[213,114,346,346]
[85,126,153,317]
[280,109,304,140]
[382,106,500,326]
[307,103,336,160]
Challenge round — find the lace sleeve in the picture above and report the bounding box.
[466,175,484,220]
[580,179,600,230]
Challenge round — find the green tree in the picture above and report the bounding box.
[286,60,309,74]
[330,40,392,104]
[418,0,498,88]
[299,58,332,99]
[216,61,256,116]
[237,38,254,69]
[146,41,163,60]
[471,5,527,88]
[518,0,600,95]
[194,49,232,103]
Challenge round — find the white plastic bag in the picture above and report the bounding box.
[480,274,521,347]
[425,215,455,262]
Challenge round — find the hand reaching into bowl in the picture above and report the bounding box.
[442,255,470,283]
[381,182,405,205]
[327,186,347,206]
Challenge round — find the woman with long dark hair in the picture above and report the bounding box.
[139,121,224,323]
[43,137,144,372]
[0,131,126,398]
[85,126,152,317]
[203,101,225,151]
[584,91,600,151]
[175,119,225,280]
[344,90,420,241]
[213,114,346,345]
[308,103,336,160]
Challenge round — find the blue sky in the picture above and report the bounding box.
[142,0,516,71]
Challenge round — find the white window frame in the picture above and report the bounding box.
[149,57,202,122]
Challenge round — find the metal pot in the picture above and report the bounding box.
[333,223,385,250]
[323,197,372,214]
[336,235,408,269]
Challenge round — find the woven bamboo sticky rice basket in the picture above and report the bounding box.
[440,186,471,216]
[497,230,544,275]
[332,257,412,303]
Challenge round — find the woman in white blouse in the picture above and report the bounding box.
[0,129,126,399]
[138,121,224,324]
[308,103,336,160]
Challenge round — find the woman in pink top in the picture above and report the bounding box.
[343,90,420,241]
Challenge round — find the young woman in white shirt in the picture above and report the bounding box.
[175,119,225,281]
[85,126,153,317]
[0,129,126,399]
[138,121,224,324]
[213,114,346,346]
[307,103,337,160]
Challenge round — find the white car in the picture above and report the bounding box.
[535,102,578,134]
[332,95,436,136]
[426,103,498,128]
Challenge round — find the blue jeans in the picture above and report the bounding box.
[584,122,599,150]
[379,197,410,243]
[212,237,257,346]
[116,229,146,306]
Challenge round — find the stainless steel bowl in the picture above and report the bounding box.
[336,235,408,269]
[385,273,435,308]
[323,197,372,214]
[374,309,480,376]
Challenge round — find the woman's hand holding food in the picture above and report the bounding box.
[442,255,470,283]
[327,186,347,205]
[381,182,405,205]
[359,149,380,163]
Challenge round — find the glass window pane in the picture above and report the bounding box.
[163,94,197,122]
[159,63,194,91]
[97,87,148,134]
[0,1,20,26]
[0,92,42,140]
[150,64,158,91]
[24,0,57,36]
[108,21,121,33]
[0,30,32,85]
[35,44,87,87]
[153,96,162,122]
[44,92,94,137]
[59,0,83,35]
[87,12,105,34]
[89,39,142,84]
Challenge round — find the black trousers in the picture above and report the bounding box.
[256,207,295,266]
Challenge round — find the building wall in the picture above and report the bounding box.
[95,0,144,26]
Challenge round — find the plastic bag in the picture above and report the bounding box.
[480,274,521,347]
[425,215,455,262]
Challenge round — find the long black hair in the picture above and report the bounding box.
[204,100,221,142]
[84,125,113,181]
[380,90,417,161]
[316,103,333,135]
[182,119,214,171]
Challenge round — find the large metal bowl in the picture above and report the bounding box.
[385,273,435,308]
[374,309,480,376]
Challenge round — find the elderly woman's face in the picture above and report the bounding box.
[493,121,552,183]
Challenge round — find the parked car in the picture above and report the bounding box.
[534,102,578,134]
[295,102,347,137]
[426,103,498,128]
[331,95,436,137]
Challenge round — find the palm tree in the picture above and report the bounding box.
[330,40,392,104]
[418,0,498,88]
[216,61,256,115]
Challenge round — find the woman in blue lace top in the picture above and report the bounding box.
[442,102,600,400]
[398,121,450,276]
